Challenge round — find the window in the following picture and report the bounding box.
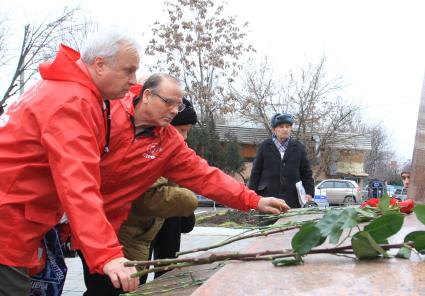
[321,181,334,189]
[334,182,347,188]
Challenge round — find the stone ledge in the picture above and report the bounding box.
[191,213,425,296]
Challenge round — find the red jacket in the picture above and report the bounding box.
[96,87,260,242]
[0,45,122,273]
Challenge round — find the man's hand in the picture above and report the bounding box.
[103,257,139,292]
[305,194,313,202]
[257,197,290,214]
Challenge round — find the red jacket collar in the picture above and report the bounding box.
[39,44,101,99]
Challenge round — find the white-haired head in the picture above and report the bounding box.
[81,30,139,65]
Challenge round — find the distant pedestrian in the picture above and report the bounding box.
[249,113,314,209]
[400,161,411,189]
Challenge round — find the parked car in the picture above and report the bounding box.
[385,185,397,196]
[315,179,361,205]
[392,188,407,201]
[309,194,329,208]
[196,194,222,207]
[362,186,369,201]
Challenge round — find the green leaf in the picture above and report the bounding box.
[378,195,391,212]
[363,213,404,244]
[396,247,411,259]
[291,223,323,255]
[316,233,327,247]
[356,207,378,219]
[329,228,343,245]
[316,208,359,244]
[414,204,425,225]
[404,231,425,254]
[351,231,387,259]
[272,257,303,267]
[340,207,360,228]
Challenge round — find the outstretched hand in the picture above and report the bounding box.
[257,197,290,214]
[103,257,139,292]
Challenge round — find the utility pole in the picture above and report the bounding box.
[410,73,425,202]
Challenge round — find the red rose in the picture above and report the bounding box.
[361,198,380,208]
[398,199,415,214]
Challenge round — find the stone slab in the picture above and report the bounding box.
[192,212,425,296]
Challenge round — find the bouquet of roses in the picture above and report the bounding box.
[361,196,415,214]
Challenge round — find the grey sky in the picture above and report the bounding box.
[2,0,424,162]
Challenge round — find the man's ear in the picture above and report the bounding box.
[142,88,151,103]
[93,56,107,75]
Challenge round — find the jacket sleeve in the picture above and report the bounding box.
[248,142,265,192]
[41,99,123,274]
[180,213,196,234]
[299,143,315,197]
[163,136,260,212]
[129,177,198,219]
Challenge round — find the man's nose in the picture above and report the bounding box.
[170,105,179,116]
[129,73,137,85]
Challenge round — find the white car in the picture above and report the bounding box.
[315,179,362,205]
[385,185,397,196]
[392,188,407,201]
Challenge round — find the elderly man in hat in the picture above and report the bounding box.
[249,113,314,210]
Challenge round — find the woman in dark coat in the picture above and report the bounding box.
[249,113,314,209]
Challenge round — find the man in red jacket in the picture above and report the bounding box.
[78,73,289,295]
[0,31,140,295]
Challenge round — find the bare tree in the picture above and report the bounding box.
[0,14,9,69]
[146,0,255,123]
[231,56,287,134]
[57,13,98,52]
[236,56,364,177]
[1,6,93,106]
[364,125,394,180]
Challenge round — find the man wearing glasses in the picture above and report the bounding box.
[78,73,290,295]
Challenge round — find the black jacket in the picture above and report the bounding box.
[152,214,195,278]
[248,138,314,208]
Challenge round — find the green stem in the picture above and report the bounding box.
[126,242,411,277]
[177,225,300,256]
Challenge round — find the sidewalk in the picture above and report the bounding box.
[62,226,252,295]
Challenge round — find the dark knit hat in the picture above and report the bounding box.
[271,113,294,128]
[171,98,197,126]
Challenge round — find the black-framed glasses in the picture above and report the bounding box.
[151,92,186,112]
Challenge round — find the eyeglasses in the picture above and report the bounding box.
[151,92,186,112]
